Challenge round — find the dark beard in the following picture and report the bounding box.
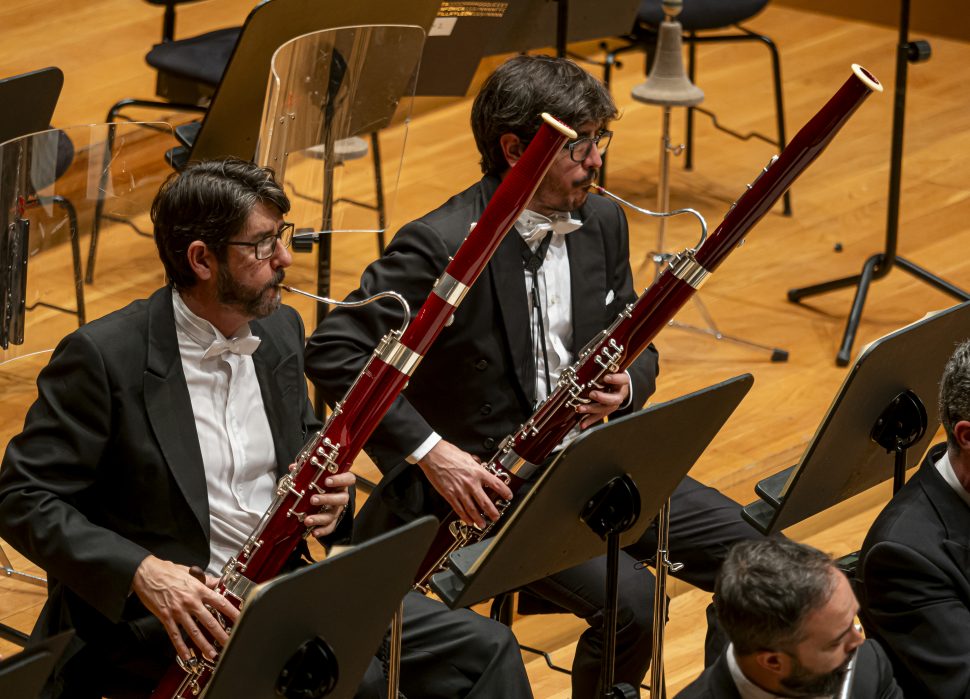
[779,655,851,697]
[217,266,285,319]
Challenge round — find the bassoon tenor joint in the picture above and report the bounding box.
[432,271,471,307]
[375,332,424,376]
[668,251,711,290]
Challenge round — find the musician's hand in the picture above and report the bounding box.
[304,470,355,537]
[418,440,513,528]
[577,371,630,429]
[132,555,240,663]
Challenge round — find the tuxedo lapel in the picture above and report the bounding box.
[918,449,970,573]
[143,288,210,539]
[250,318,303,479]
[491,232,535,406]
[567,212,607,352]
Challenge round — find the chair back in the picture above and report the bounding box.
[189,0,440,163]
[0,67,62,145]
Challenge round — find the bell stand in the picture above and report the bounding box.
[629,1,788,364]
[786,0,969,366]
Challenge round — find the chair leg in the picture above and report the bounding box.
[85,121,119,285]
[370,132,387,256]
[46,195,86,325]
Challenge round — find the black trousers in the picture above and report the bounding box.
[523,476,764,697]
[355,591,533,698]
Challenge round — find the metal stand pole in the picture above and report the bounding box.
[786,0,968,366]
[649,499,683,698]
[387,600,404,698]
[648,107,789,362]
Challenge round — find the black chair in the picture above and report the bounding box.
[606,0,791,214]
[87,0,441,283]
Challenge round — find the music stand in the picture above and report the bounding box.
[430,374,753,697]
[203,516,436,699]
[0,630,72,699]
[742,301,970,535]
[415,0,640,96]
[787,0,970,366]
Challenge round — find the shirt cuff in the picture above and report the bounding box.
[407,432,442,464]
[620,370,634,409]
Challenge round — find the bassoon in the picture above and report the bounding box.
[152,112,577,698]
[414,64,883,589]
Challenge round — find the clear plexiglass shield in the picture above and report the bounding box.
[0,122,177,451]
[257,24,425,243]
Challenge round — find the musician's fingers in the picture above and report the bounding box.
[472,485,502,523]
[324,471,356,488]
[579,412,604,430]
[452,487,483,528]
[193,602,231,648]
[161,616,192,662]
[310,491,349,509]
[177,610,217,661]
[601,372,630,387]
[204,588,240,624]
[481,470,513,501]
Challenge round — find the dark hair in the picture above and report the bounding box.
[151,158,290,288]
[715,538,837,655]
[940,340,970,450]
[470,55,618,177]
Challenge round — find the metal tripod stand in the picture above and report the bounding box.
[786,0,969,366]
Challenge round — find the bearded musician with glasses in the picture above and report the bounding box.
[0,159,530,699]
[307,55,765,696]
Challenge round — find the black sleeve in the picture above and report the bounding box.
[305,219,454,470]
[0,331,151,622]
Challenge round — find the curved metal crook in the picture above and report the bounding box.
[281,285,411,334]
[592,185,708,250]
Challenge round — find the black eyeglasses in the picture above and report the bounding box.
[224,222,295,260]
[565,130,613,163]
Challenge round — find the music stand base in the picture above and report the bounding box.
[788,253,970,366]
[665,294,788,362]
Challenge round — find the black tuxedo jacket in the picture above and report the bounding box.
[0,287,344,690]
[674,640,901,699]
[306,175,659,532]
[859,442,970,698]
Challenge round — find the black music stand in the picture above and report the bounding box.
[742,301,970,536]
[203,516,436,699]
[416,0,640,96]
[0,630,72,699]
[430,374,753,697]
[787,0,970,366]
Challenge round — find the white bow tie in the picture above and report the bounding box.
[516,210,583,246]
[202,335,262,360]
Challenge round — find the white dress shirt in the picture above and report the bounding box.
[172,289,277,577]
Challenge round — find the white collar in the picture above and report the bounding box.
[513,208,583,246]
[726,645,831,699]
[935,449,970,509]
[171,288,260,358]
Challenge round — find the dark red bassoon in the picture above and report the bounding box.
[152,112,577,698]
[414,64,883,588]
